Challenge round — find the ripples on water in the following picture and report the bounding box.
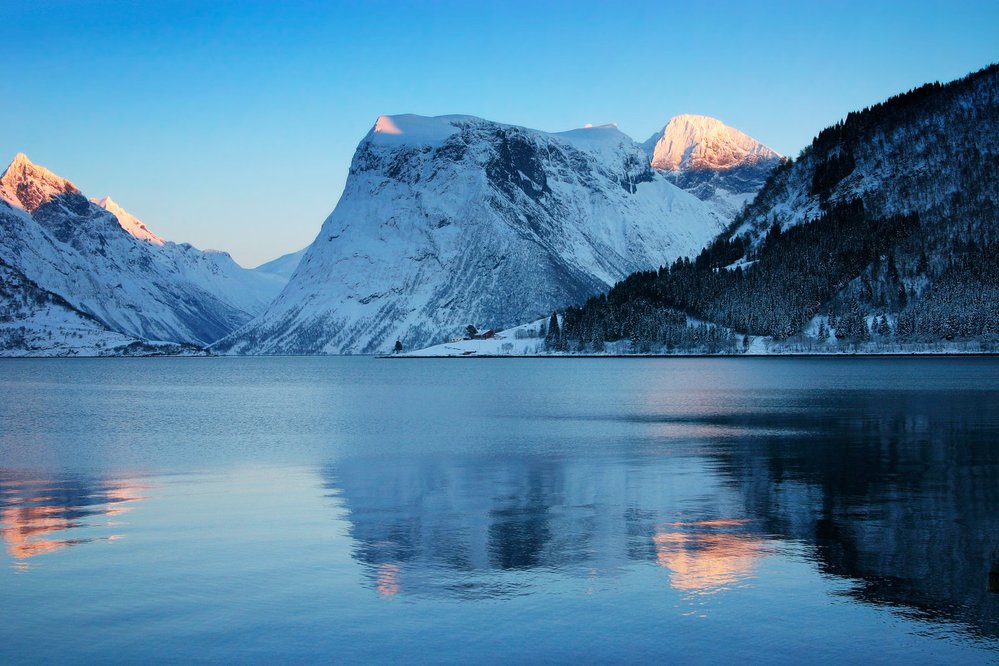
[0,357,997,663]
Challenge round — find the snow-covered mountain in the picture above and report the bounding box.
[643,114,779,172]
[642,114,782,222]
[0,154,286,348]
[0,256,205,357]
[88,195,286,316]
[253,247,307,281]
[90,195,164,245]
[730,68,998,245]
[555,64,999,352]
[217,114,725,354]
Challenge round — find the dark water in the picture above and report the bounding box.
[1,357,997,664]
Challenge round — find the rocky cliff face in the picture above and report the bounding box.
[217,115,725,354]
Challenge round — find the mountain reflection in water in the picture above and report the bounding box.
[327,387,999,640]
[654,519,769,594]
[0,473,147,570]
[2,357,998,662]
[326,453,766,600]
[709,389,999,641]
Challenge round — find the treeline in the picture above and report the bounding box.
[552,222,999,353]
[551,298,741,354]
[730,62,997,248]
[556,200,921,351]
[810,63,997,155]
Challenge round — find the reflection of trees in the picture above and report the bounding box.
[0,472,147,569]
[708,389,999,640]
[487,468,553,570]
[327,386,999,640]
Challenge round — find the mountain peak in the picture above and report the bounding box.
[368,114,482,147]
[0,153,81,212]
[643,115,780,172]
[91,195,164,246]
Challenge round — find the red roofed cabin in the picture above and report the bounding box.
[464,325,497,340]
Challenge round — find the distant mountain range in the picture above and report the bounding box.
[0,155,303,355]
[1,113,773,356]
[4,63,994,357]
[253,248,308,281]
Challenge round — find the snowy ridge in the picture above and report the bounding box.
[90,195,286,316]
[217,114,725,355]
[368,114,476,146]
[641,114,780,172]
[0,152,80,212]
[0,154,288,350]
[0,257,201,356]
[640,115,782,225]
[730,66,999,245]
[90,195,163,245]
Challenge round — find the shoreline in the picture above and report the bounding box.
[4,351,999,360]
[383,351,999,359]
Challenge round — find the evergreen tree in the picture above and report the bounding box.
[877,316,891,337]
[545,312,560,350]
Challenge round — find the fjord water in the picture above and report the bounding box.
[1,358,997,663]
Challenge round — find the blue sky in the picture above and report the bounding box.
[3,1,997,266]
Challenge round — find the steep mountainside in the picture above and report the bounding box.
[642,114,782,222]
[88,196,285,316]
[217,115,724,354]
[0,155,285,347]
[559,64,999,352]
[90,195,164,245]
[0,257,200,356]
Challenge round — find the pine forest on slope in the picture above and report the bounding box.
[554,64,999,354]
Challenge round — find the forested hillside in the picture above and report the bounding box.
[556,64,999,353]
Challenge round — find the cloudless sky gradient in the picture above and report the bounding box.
[3,0,997,266]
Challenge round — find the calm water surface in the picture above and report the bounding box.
[1,357,997,663]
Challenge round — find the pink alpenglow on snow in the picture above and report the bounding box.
[91,196,165,246]
[647,114,781,172]
[0,153,81,213]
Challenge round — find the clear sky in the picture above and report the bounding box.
[3,1,997,267]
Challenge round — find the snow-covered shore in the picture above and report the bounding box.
[393,318,999,358]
